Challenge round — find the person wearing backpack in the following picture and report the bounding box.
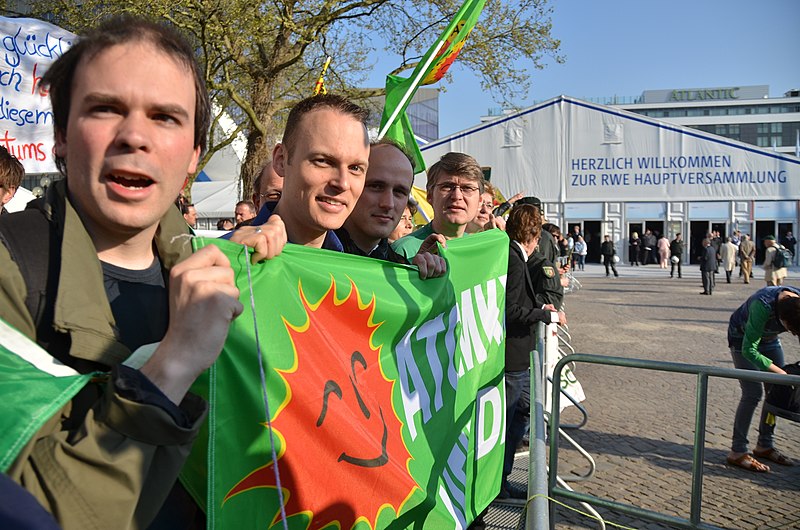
[726,286,800,472]
[763,235,788,286]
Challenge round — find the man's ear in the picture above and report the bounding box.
[54,128,67,158]
[273,143,287,178]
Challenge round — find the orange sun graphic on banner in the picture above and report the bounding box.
[224,278,418,529]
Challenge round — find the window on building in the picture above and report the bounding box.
[757,122,783,147]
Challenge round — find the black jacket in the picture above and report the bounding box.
[699,245,717,271]
[528,254,563,308]
[506,242,551,372]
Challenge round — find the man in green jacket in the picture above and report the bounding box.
[0,16,285,529]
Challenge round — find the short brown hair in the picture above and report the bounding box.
[425,152,484,196]
[371,138,415,168]
[506,203,542,245]
[282,94,369,161]
[0,146,24,190]
[41,15,210,176]
[776,295,800,336]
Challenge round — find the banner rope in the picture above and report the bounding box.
[244,246,290,530]
[517,494,637,530]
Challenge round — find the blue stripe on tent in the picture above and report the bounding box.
[422,96,800,167]
[421,98,560,151]
[195,170,211,182]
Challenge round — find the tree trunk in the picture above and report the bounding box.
[239,78,279,202]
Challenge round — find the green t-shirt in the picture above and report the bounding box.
[390,222,435,262]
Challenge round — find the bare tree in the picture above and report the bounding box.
[34,0,562,197]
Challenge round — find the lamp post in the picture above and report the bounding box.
[31,176,52,198]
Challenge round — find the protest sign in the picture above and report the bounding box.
[0,16,74,173]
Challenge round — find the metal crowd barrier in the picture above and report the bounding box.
[544,353,800,530]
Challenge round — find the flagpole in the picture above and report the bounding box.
[377,40,445,140]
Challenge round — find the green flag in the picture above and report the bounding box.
[183,229,508,529]
[380,0,486,173]
[0,318,93,471]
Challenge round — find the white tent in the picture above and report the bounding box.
[191,180,240,219]
[419,95,800,203]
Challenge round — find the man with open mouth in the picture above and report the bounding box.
[0,15,285,530]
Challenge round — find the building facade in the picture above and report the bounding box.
[425,94,800,265]
[618,85,800,158]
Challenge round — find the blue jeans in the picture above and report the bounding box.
[730,339,784,453]
[503,370,530,482]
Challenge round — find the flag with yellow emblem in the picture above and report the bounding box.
[379,0,486,173]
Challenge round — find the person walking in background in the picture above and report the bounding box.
[720,237,737,283]
[657,234,670,269]
[711,231,722,273]
[726,286,800,472]
[739,234,755,283]
[600,235,619,277]
[574,235,587,271]
[699,238,716,294]
[763,235,788,286]
[669,233,684,278]
[731,230,742,274]
[780,231,796,265]
[629,231,641,266]
[641,230,656,265]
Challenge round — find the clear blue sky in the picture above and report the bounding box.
[368,0,800,137]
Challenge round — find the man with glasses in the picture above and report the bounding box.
[252,159,283,212]
[392,151,484,260]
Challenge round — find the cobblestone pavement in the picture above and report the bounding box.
[484,263,800,530]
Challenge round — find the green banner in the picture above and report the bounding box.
[184,229,509,529]
[0,318,92,472]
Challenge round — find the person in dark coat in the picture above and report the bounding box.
[710,231,722,272]
[629,231,641,266]
[600,235,619,277]
[641,230,656,265]
[669,233,684,278]
[502,204,564,500]
[529,253,564,309]
[699,238,717,294]
[780,231,796,265]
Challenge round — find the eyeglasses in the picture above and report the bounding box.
[479,201,493,210]
[435,182,480,197]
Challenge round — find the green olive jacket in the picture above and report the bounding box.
[0,180,207,530]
